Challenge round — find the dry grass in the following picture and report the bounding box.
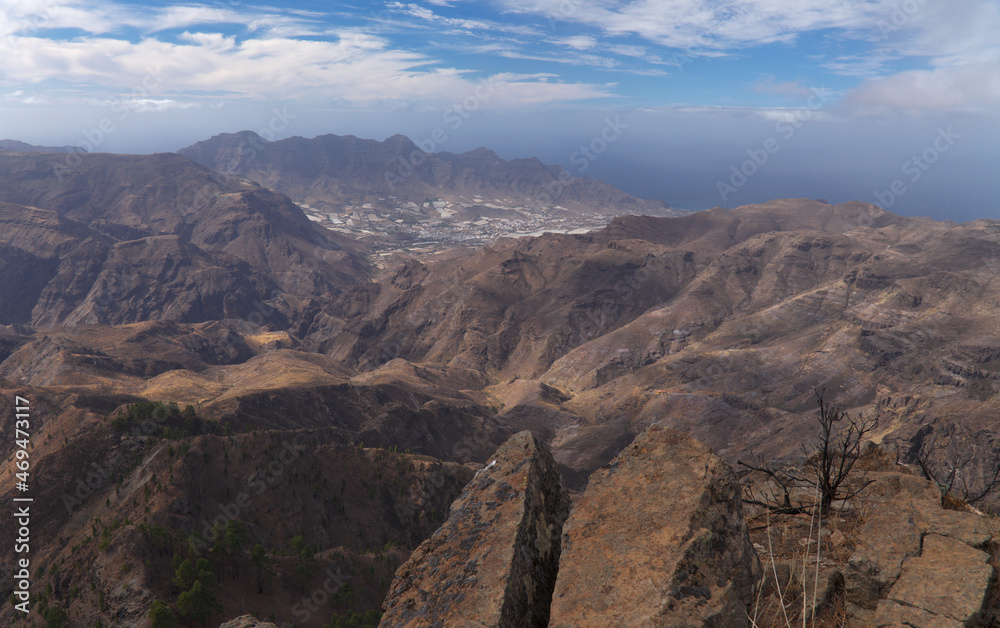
[748,508,852,628]
[745,480,877,628]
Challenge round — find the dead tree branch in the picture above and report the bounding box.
[804,390,879,514]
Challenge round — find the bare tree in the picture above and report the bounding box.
[805,390,879,514]
[739,391,879,515]
[913,426,1000,509]
[738,455,808,515]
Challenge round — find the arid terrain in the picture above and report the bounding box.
[3,138,1000,627]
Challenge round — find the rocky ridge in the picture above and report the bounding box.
[549,426,760,628]
[380,431,568,627]
[179,131,671,217]
[380,430,1000,628]
[0,151,369,328]
[844,472,998,626]
[380,427,760,627]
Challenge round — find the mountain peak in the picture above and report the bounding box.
[0,139,84,153]
[385,133,417,146]
[177,131,669,216]
[463,146,500,159]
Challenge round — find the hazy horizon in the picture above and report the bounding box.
[2,0,997,222]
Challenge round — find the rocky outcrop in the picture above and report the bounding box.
[875,533,992,626]
[218,616,279,628]
[379,430,569,628]
[548,425,761,628]
[845,472,996,626]
[379,426,763,628]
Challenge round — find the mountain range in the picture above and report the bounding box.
[178,132,671,216]
[2,135,1000,626]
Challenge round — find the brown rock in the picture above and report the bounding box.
[548,425,760,628]
[380,430,569,628]
[846,497,922,599]
[874,600,963,628]
[846,472,994,615]
[218,616,279,628]
[919,507,992,549]
[879,533,992,625]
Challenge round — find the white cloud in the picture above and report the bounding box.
[841,0,1000,112]
[2,89,49,105]
[145,6,244,33]
[0,0,344,40]
[494,0,892,50]
[0,31,613,107]
[178,31,236,51]
[94,97,199,112]
[554,35,597,50]
[390,2,540,36]
[845,54,1000,112]
[491,0,1000,114]
[608,44,647,58]
[8,0,994,117]
[0,0,614,109]
[485,73,615,106]
[499,47,617,69]
[823,52,900,78]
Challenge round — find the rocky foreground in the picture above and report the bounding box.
[370,428,998,628]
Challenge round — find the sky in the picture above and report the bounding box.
[0,0,998,220]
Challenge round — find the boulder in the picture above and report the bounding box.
[379,430,569,628]
[874,600,964,628]
[846,497,923,607]
[846,472,996,622]
[547,425,761,628]
[876,533,992,626]
[218,616,279,628]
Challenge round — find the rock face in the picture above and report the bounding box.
[218,616,279,628]
[845,472,996,626]
[380,431,570,628]
[877,534,992,626]
[548,425,761,628]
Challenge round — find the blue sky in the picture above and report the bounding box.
[1,0,998,219]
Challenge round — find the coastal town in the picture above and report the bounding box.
[298,194,619,256]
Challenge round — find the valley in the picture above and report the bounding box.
[2,137,1000,627]
[298,194,616,258]
[179,131,683,258]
